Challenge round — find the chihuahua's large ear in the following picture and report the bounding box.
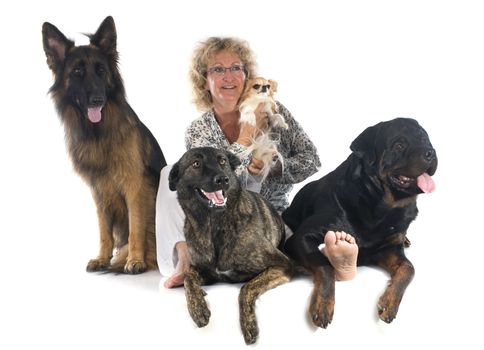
[168,162,181,191]
[89,16,117,57]
[42,21,74,73]
[226,151,241,171]
[350,122,382,166]
[269,79,278,93]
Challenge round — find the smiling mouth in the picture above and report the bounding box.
[195,188,227,208]
[390,172,435,193]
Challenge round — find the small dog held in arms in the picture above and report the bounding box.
[239,77,288,188]
[168,147,293,345]
[283,118,437,328]
[42,16,166,274]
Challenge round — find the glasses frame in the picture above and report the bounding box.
[206,65,246,77]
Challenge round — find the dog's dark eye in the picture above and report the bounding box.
[192,160,201,168]
[96,64,106,76]
[265,84,271,90]
[393,142,405,152]
[253,84,261,90]
[219,158,226,166]
[71,67,84,78]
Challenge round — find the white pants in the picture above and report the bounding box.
[155,165,185,277]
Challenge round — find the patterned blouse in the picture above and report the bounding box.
[185,101,321,212]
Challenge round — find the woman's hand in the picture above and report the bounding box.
[247,156,265,175]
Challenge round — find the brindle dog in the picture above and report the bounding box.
[169,147,293,345]
[283,118,437,328]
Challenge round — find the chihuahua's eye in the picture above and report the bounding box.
[265,84,271,90]
[253,84,261,90]
[192,160,201,168]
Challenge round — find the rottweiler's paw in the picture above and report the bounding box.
[124,260,147,274]
[241,319,259,345]
[86,258,110,272]
[309,300,334,329]
[377,297,398,323]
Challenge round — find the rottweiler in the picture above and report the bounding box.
[283,118,437,328]
[168,147,293,345]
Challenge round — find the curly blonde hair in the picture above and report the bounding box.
[189,37,257,111]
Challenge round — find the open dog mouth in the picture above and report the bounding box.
[195,188,227,208]
[87,106,103,123]
[390,172,435,193]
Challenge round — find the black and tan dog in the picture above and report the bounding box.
[42,17,166,273]
[283,118,437,327]
[169,147,293,345]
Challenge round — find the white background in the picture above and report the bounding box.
[1,1,483,349]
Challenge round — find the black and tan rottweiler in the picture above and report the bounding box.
[283,118,437,328]
[42,17,166,273]
[169,147,293,345]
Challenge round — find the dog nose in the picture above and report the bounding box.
[89,96,105,106]
[423,148,436,162]
[214,174,229,186]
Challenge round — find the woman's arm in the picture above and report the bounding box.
[270,102,321,184]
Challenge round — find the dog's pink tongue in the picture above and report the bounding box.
[205,190,226,205]
[417,173,435,193]
[87,107,102,123]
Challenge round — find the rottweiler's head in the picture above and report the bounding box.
[169,147,241,211]
[350,118,438,198]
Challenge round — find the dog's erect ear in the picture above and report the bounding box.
[42,22,74,72]
[90,16,117,56]
[350,123,383,165]
[168,162,181,191]
[269,79,278,93]
[226,151,241,171]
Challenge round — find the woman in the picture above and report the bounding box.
[156,37,358,288]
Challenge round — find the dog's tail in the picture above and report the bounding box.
[109,231,158,273]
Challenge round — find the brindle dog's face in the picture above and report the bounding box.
[351,118,438,196]
[169,147,241,211]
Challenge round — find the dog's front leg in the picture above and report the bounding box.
[239,263,292,345]
[124,185,149,274]
[185,267,211,328]
[309,265,335,329]
[86,199,114,272]
[375,247,415,323]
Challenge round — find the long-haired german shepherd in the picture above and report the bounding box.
[42,16,166,274]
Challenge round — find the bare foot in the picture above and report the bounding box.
[164,241,190,288]
[321,231,358,281]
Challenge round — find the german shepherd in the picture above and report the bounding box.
[168,147,293,345]
[283,118,437,327]
[42,16,166,274]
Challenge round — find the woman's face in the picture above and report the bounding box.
[205,50,246,111]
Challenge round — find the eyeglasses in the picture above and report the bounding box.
[206,65,245,76]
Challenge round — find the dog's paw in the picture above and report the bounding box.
[309,295,334,329]
[377,302,398,323]
[377,294,400,323]
[124,259,147,274]
[188,298,211,328]
[86,258,110,272]
[241,319,259,345]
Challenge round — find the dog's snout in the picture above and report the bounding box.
[423,148,436,162]
[89,95,105,106]
[214,174,229,186]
